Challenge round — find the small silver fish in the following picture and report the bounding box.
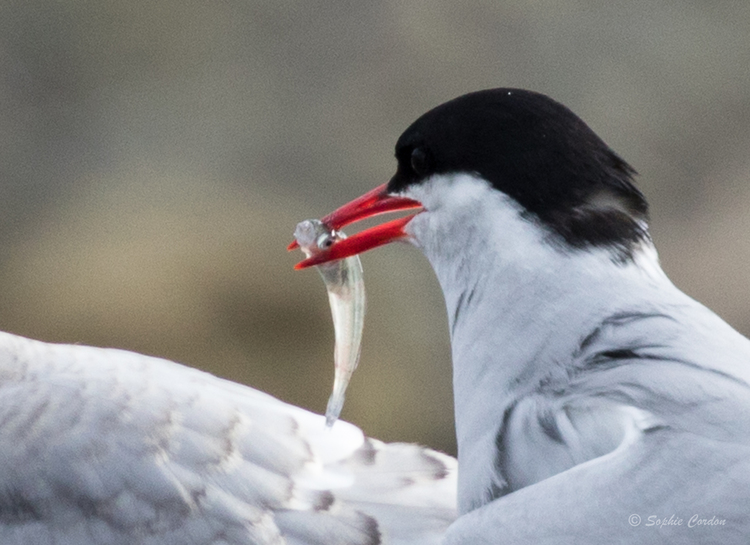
[294,219,366,427]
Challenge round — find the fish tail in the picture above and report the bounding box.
[325,392,345,427]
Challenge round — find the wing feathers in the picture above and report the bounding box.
[0,331,457,544]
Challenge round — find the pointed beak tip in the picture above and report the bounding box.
[287,240,299,251]
[294,256,317,270]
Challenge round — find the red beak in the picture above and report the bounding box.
[288,183,423,269]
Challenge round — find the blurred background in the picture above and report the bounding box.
[1,1,749,456]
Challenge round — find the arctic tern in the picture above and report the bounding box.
[298,88,750,544]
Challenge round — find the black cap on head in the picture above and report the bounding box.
[387,89,649,258]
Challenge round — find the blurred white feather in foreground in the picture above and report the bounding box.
[0,331,456,544]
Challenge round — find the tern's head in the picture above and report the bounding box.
[292,88,650,269]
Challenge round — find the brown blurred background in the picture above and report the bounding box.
[1,1,749,456]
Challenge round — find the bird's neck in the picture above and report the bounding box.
[446,245,667,511]
[406,178,670,512]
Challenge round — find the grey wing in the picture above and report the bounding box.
[499,304,750,490]
[484,305,750,542]
[447,428,750,544]
[0,332,456,545]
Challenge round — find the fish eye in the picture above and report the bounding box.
[410,147,429,176]
[317,234,334,249]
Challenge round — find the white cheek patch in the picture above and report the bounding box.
[401,174,496,249]
[403,173,537,245]
[404,173,493,212]
[401,173,554,274]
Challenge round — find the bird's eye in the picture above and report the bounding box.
[410,147,429,176]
